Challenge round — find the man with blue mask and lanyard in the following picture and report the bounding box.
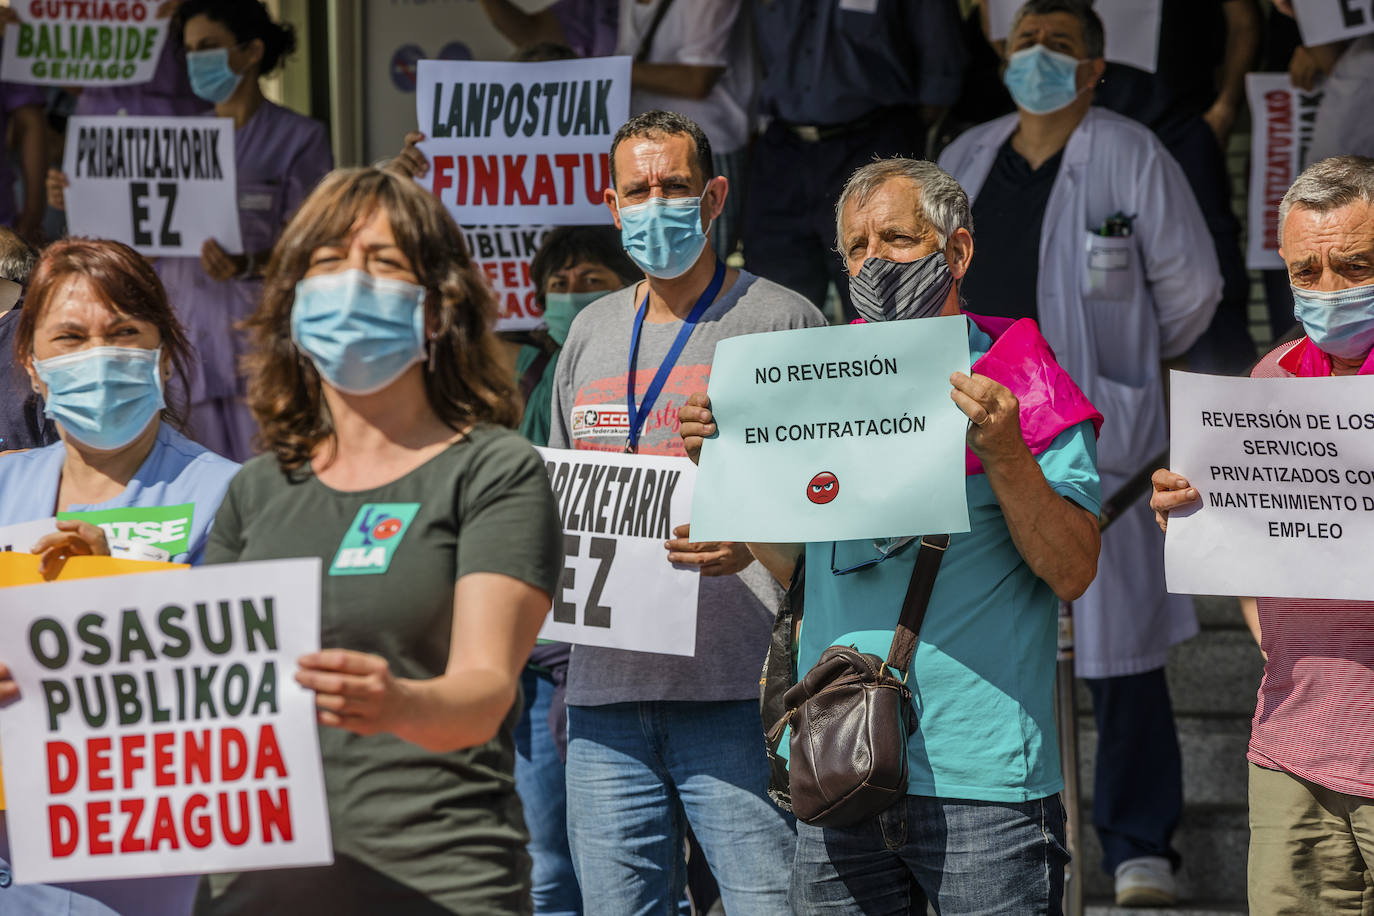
[1151,156,1374,915]
[546,109,824,916]
[940,0,1223,906]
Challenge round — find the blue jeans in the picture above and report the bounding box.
[565,700,796,916]
[790,793,1069,915]
[514,667,581,916]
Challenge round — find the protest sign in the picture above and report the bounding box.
[465,224,554,330]
[690,317,973,543]
[415,56,632,225]
[1165,371,1374,600]
[535,447,699,655]
[62,115,244,258]
[0,559,332,884]
[1,0,169,87]
[986,0,1162,72]
[0,518,61,553]
[1292,0,1374,46]
[1246,73,1324,270]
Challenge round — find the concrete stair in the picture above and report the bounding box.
[1072,596,1263,910]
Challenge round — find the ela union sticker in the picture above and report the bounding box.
[329,503,421,576]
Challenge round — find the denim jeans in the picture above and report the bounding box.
[514,666,581,916]
[565,700,796,916]
[790,793,1069,915]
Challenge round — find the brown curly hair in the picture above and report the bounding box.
[246,167,519,470]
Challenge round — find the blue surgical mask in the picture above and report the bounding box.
[291,269,427,395]
[543,290,605,345]
[617,195,711,279]
[1292,282,1374,361]
[186,48,244,104]
[1004,45,1086,115]
[34,346,165,451]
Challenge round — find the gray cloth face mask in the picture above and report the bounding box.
[848,252,955,322]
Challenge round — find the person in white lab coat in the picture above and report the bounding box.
[939,0,1221,907]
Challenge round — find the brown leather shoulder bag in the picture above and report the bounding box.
[762,535,948,827]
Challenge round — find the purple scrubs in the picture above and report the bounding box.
[156,101,333,461]
[552,0,619,57]
[75,32,207,117]
[0,83,44,227]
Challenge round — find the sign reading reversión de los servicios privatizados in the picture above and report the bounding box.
[691,316,974,544]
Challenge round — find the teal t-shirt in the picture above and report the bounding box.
[796,321,1101,803]
[515,344,558,448]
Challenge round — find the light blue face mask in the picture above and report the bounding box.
[617,194,711,279]
[1004,44,1086,115]
[1292,282,1374,361]
[291,269,427,395]
[34,346,165,451]
[542,290,605,345]
[186,48,244,105]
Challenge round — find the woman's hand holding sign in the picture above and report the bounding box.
[31,519,110,580]
[296,649,410,737]
[665,523,753,577]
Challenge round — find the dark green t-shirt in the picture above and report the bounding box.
[194,426,562,916]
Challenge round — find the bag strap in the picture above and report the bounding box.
[635,0,678,62]
[884,535,950,673]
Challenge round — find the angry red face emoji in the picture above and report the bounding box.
[807,472,839,505]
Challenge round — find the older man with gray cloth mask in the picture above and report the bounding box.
[0,228,52,452]
[680,158,1104,914]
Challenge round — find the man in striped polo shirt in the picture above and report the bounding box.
[1151,155,1374,915]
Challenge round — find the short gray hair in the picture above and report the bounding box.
[835,158,972,254]
[1279,155,1374,247]
[1009,0,1105,60]
[0,227,37,285]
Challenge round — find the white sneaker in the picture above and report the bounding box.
[1114,856,1177,907]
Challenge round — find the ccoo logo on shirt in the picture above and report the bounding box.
[329,503,421,576]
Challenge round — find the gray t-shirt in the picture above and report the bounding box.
[549,268,826,706]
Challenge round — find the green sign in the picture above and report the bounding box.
[58,502,195,557]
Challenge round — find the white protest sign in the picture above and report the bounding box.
[986,0,1162,72]
[0,518,60,553]
[1245,74,1324,270]
[1165,371,1374,600]
[465,224,554,331]
[63,116,244,258]
[415,56,632,226]
[536,447,700,656]
[1292,0,1374,46]
[0,559,332,884]
[1,1,169,87]
[691,317,973,543]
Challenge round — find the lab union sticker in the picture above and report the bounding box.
[328,503,421,576]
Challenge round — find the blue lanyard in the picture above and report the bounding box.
[625,259,725,452]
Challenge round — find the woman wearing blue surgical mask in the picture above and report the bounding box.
[194,167,562,915]
[47,0,332,464]
[0,239,240,916]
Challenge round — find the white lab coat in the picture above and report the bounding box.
[939,107,1222,677]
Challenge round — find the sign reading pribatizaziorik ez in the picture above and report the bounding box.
[535,447,700,657]
[1166,370,1374,600]
[62,115,244,258]
[691,317,974,543]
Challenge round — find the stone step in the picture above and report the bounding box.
[1075,809,1249,905]
[1193,595,1246,630]
[1075,717,1252,809]
[1072,629,1264,718]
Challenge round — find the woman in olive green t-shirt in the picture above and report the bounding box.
[193,167,562,916]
